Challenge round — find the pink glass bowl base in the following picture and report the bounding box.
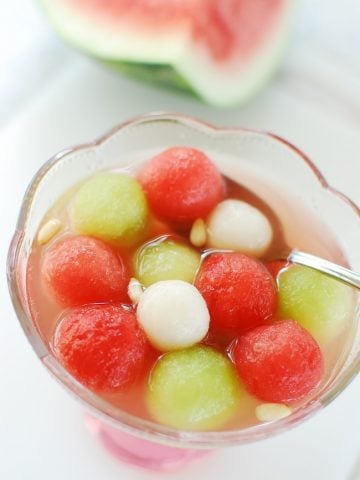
[84,414,212,471]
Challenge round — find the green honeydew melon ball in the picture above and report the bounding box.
[147,346,241,431]
[134,238,201,287]
[70,172,148,246]
[278,265,355,345]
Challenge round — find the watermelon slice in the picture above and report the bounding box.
[39,0,295,106]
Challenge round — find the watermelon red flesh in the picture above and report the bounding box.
[69,0,283,61]
[40,0,294,106]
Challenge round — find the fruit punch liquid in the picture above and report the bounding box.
[26,148,357,431]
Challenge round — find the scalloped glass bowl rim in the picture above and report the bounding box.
[7,112,360,448]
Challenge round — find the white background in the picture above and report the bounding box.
[0,1,359,479]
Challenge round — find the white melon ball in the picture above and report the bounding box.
[137,280,210,351]
[207,199,273,256]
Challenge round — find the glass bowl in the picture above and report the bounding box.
[7,113,360,470]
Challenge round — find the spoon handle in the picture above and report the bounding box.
[287,250,360,290]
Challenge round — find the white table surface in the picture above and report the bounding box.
[0,1,359,479]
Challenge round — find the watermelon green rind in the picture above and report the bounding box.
[38,0,296,106]
[103,60,196,97]
[103,43,283,104]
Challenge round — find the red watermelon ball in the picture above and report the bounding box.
[42,235,129,306]
[53,304,149,392]
[232,320,324,403]
[195,252,277,336]
[138,147,225,224]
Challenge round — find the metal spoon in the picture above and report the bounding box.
[287,250,360,290]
